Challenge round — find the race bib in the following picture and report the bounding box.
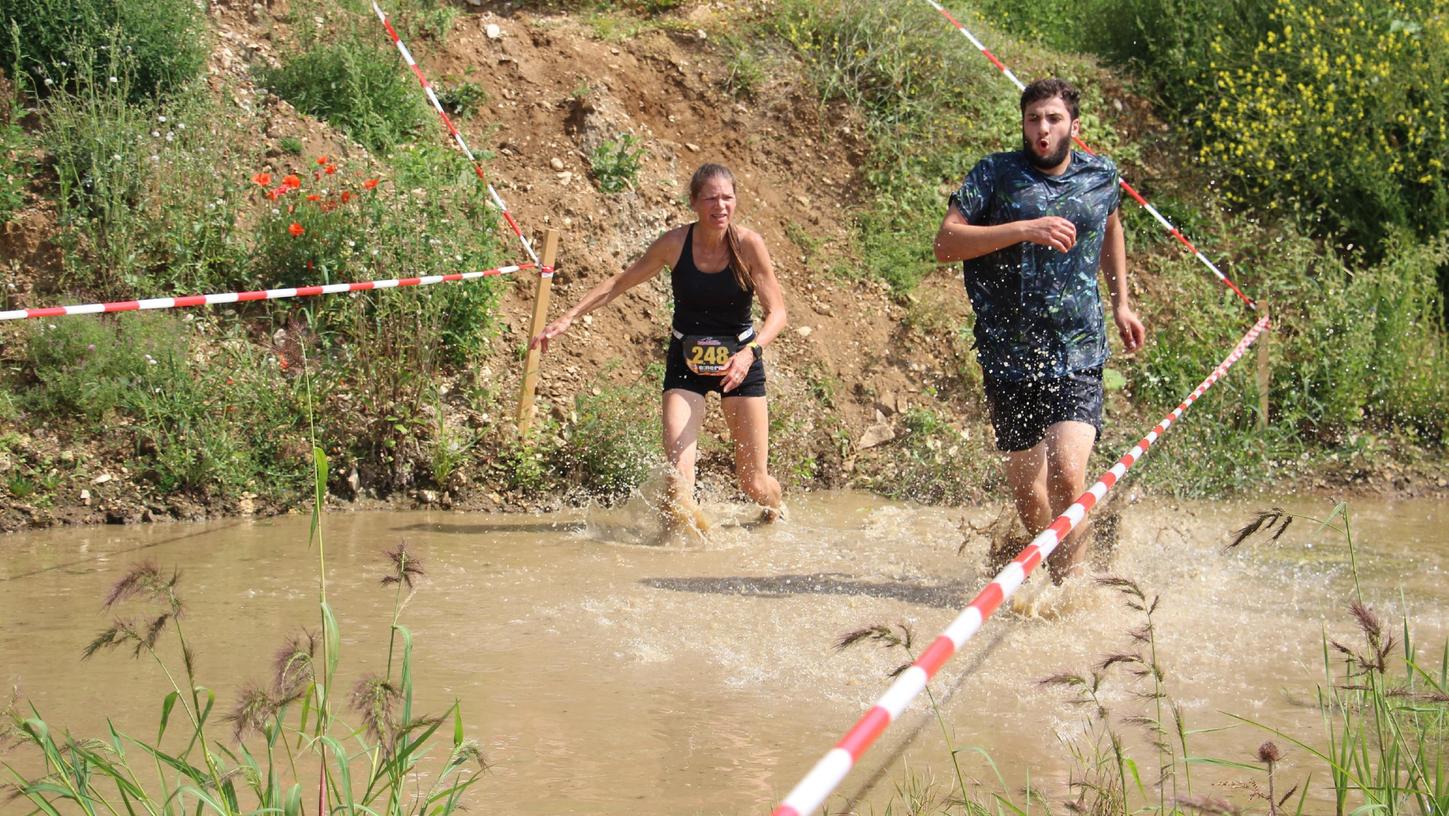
[682,335,739,376]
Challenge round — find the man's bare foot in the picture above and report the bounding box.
[759,504,786,524]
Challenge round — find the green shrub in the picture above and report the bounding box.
[22,314,309,500]
[722,38,767,100]
[555,368,661,499]
[262,34,430,154]
[1,0,206,101]
[42,75,248,298]
[436,79,487,118]
[589,134,644,193]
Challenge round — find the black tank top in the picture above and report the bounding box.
[670,224,753,336]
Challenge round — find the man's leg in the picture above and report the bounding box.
[1002,442,1052,537]
[1041,420,1097,581]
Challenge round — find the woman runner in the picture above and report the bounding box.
[530,163,788,532]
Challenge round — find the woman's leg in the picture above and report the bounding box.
[721,395,782,513]
[662,388,709,523]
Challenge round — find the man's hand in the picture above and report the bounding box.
[1021,216,1077,253]
[1113,304,1146,353]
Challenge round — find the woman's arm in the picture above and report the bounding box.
[530,228,682,352]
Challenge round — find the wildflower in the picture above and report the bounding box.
[288,222,305,237]
[279,357,289,371]
[325,164,336,175]
[316,155,329,165]
[341,191,353,203]
[267,189,281,201]
[282,175,301,189]
[306,194,321,202]
[254,172,272,186]
[363,178,379,190]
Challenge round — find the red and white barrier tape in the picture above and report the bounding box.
[371,1,540,267]
[772,314,1272,816]
[922,0,1256,311]
[0,264,531,322]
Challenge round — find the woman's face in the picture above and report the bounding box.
[691,175,736,231]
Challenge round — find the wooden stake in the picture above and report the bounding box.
[516,228,561,435]
[1256,302,1271,430]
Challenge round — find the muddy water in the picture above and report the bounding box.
[2,493,1445,814]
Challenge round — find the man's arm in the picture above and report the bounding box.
[1100,210,1145,352]
[933,207,1079,263]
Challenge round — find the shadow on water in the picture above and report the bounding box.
[0,519,246,583]
[391,521,588,535]
[640,572,972,609]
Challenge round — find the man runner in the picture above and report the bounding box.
[933,78,1146,582]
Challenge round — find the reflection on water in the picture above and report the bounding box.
[0,493,1444,815]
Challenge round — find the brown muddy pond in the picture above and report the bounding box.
[2,492,1445,814]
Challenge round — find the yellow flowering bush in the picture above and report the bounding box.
[1192,0,1448,252]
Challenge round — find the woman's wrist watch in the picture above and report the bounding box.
[748,340,763,361]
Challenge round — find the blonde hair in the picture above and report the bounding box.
[688,163,753,293]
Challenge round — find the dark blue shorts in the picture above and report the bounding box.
[983,367,1103,452]
[662,337,766,398]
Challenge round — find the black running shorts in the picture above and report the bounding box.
[983,367,1103,452]
[662,336,766,398]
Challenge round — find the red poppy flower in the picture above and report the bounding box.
[283,174,301,189]
[306,193,321,202]
[288,222,305,237]
[253,172,272,186]
[340,191,353,203]
[363,178,379,190]
[324,164,336,175]
[267,189,281,201]
[316,155,329,165]
[279,357,289,371]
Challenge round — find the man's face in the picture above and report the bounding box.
[1021,96,1079,171]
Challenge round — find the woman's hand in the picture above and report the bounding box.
[720,348,754,393]
[530,315,573,353]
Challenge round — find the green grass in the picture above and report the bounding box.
[1,0,207,101]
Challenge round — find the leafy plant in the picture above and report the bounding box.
[589,133,645,194]
[436,79,487,118]
[555,367,660,499]
[262,34,430,154]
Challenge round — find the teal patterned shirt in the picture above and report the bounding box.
[951,150,1121,381]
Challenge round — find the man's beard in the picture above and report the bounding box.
[1023,133,1071,169]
